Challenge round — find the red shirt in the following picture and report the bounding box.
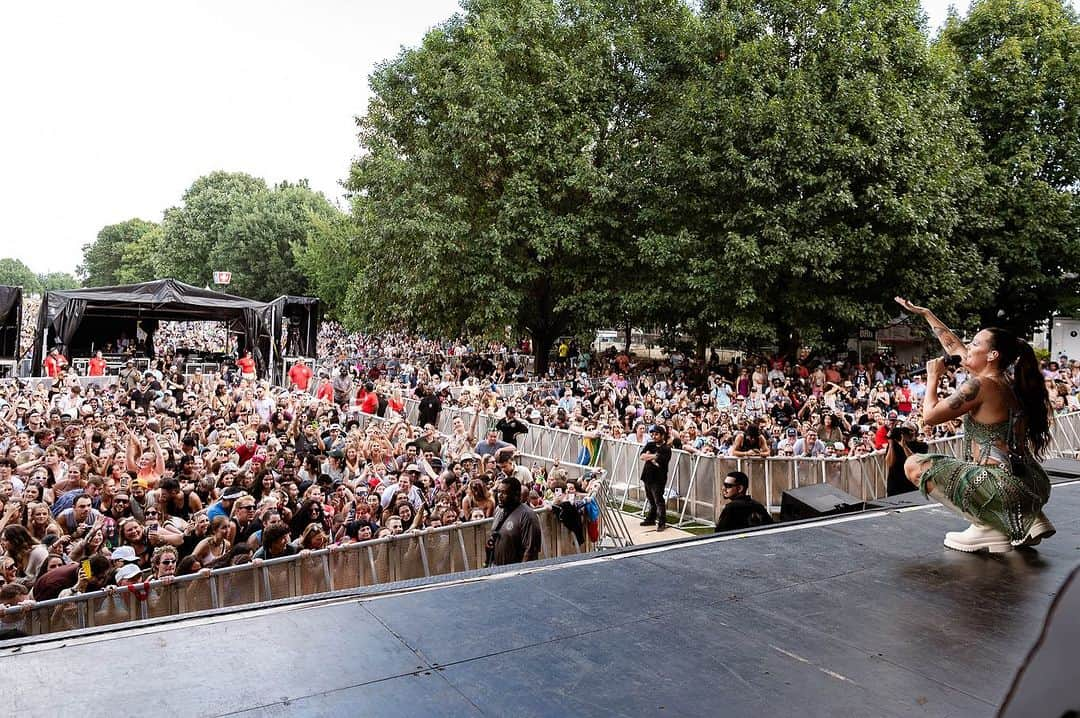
[237,355,256,376]
[43,354,66,378]
[88,357,107,376]
[288,363,313,390]
[360,391,379,415]
[315,381,334,403]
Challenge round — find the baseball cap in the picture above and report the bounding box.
[116,564,142,582]
[110,546,139,563]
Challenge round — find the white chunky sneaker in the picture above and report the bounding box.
[1012,513,1056,548]
[944,523,1013,554]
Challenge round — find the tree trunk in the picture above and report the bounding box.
[776,324,801,363]
[533,332,553,377]
[695,332,708,362]
[623,319,632,354]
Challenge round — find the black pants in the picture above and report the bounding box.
[643,478,668,526]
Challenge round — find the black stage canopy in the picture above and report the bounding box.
[31,279,273,375]
[0,285,21,360]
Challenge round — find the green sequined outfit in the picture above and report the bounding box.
[914,414,1050,542]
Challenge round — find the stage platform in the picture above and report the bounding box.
[5,482,1079,717]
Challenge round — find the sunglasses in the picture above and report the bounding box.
[722,483,738,489]
[145,511,160,517]
[160,559,177,565]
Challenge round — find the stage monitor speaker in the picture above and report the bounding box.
[780,484,864,522]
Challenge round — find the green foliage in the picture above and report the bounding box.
[159,172,271,286]
[207,181,339,301]
[637,0,991,353]
[0,258,42,293]
[81,173,343,301]
[342,0,697,367]
[293,209,363,320]
[37,272,80,291]
[114,225,165,285]
[936,0,1080,333]
[79,218,159,287]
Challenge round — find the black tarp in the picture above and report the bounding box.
[0,285,21,360]
[267,295,321,358]
[31,279,273,376]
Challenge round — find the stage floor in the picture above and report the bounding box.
[5,482,1079,717]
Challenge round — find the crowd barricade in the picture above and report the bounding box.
[514,452,634,548]
[1050,412,1080,458]
[348,399,1080,526]
[1,508,587,639]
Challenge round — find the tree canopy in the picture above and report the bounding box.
[79,218,159,287]
[80,172,344,302]
[936,0,1080,333]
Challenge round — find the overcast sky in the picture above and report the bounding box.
[0,0,1063,276]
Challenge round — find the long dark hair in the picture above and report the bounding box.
[986,327,1052,458]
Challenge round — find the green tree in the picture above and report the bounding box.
[0,258,42,293]
[159,172,270,285]
[344,0,694,371]
[79,218,160,287]
[37,272,80,291]
[294,208,363,319]
[937,0,1080,333]
[209,181,339,301]
[114,225,166,284]
[635,0,989,356]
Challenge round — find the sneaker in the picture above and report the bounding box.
[655,524,666,533]
[944,523,1013,554]
[1012,513,1056,548]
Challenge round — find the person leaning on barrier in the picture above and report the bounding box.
[714,471,773,533]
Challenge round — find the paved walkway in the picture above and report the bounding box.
[618,511,695,544]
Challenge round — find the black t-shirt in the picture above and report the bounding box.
[886,438,928,495]
[640,441,671,483]
[715,495,774,532]
[495,417,528,445]
[418,395,442,426]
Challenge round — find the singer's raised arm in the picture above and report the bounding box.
[894,297,969,361]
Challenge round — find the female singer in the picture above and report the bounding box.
[895,298,1054,553]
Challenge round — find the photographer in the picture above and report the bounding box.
[884,423,928,496]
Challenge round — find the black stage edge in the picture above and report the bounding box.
[6,482,1080,718]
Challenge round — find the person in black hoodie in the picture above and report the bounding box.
[714,471,773,532]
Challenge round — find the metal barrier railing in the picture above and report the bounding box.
[515,451,634,548]
[1,508,589,639]
[396,398,1080,527]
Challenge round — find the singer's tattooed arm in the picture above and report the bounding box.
[947,378,981,410]
[926,315,968,361]
[924,377,982,426]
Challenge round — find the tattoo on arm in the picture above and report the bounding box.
[947,378,980,410]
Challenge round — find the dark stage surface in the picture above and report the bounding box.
[6,482,1079,717]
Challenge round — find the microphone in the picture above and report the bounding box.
[909,354,962,377]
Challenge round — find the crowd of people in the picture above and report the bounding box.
[1,310,1076,621]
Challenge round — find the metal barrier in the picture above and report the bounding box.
[515,452,634,548]
[401,398,1080,527]
[1,508,589,639]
